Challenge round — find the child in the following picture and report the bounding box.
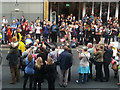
[15,29,22,41]
[7,25,12,43]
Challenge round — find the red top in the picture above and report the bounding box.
[7,28,12,35]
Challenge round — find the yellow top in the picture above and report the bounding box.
[18,41,25,53]
[15,32,22,41]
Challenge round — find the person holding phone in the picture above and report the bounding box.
[76,46,90,84]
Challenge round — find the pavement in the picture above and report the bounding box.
[1,38,120,89]
[1,48,120,90]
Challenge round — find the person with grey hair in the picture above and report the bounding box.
[87,43,94,79]
[48,46,58,64]
[76,46,90,84]
[57,46,73,87]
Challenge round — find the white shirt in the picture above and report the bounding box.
[35,26,42,34]
[79,52,90,67]
[2,19,8,26]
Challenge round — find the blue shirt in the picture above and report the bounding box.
[16,22,20,28]
[44,27,49,34]
[52,25,57,32]
[25,58,35,75]
[11,24,17,31]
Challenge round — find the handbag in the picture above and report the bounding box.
[83,53,91,63]
[112,62,118,71]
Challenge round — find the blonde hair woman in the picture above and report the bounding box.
[35,57,43,69]
[23,54,35,90]
[34,57,45,90]
[46,58,57,90]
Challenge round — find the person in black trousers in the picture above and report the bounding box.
[103,44,113,82]
[34,57,46,90]
[50,21,59,43]
[94,44,104,82]
[46,58,57,90]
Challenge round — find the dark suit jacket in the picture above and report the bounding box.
[57,51,73,70]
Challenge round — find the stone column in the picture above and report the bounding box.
[115,2,119,19]
[107,2,110,20]
[82,2,86,19]
[50,2,52,23]
[100,2,102,20]
[92,2,94,14]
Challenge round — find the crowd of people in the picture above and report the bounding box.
[1,13,120,90]
[1,13,120,46]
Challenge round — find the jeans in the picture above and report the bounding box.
[23,74,33,90]
[78,73,88,84]
[2,29,5,41]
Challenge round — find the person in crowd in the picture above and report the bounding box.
[67,47,73,82]
[83,14,88,23]
[2,16,8,29]
[46,57,57,90]
[33,57,45,90]
[7,25,12,44]
[111,22,117,42]
[6,37,20,84]
[95,25,102,44]
[57,46,73,87]
[20,16,26,30]
[76,46,90,84]
[90,24,96,44]
[35,17,40,25]
[94,44,104,82]
[16,19,20,28]
[115,50,120,86]
[25,34,34,47]
[23,20,30,34]
[77,25,84,45]
[18,36,25,53]
[43,22,50,41]
[90,13,94,23]
[29,21,35,39]
[37,46,46,65]
[87,43,94,79]
[71,22,77,40]
[23,53,35,90]
[85,25,91,45]
[116,24,120,42]
[42,44,49,61]
[35,23,42,42]
[11,20,17,36]
[50,21,59,43]
[1,24,7,44]
[15,28,22,41]
[20,45,30,76]
[104,25,111,44]
[103,44,113,82]
[59,22,66,40]
[48,46,58,64]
